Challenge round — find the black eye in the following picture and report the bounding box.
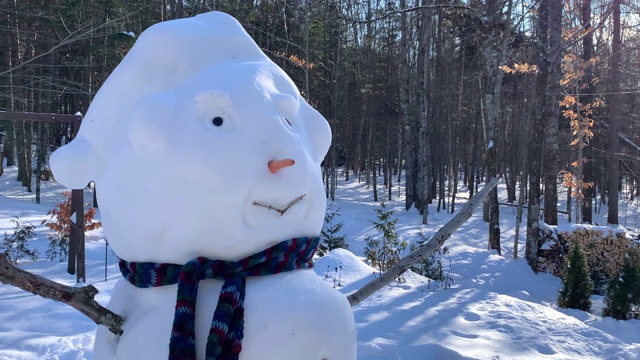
[212,116,224,126]
[285,118,292,126]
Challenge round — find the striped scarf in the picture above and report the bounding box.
[119,236,320,360]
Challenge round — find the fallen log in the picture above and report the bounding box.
[348,177,499,307]
[0,253,124,335]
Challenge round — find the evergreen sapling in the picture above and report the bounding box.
[410,231,452,289]
[557,243,593,312]
[2,216,38,264]
[364,203,407,275]
[318,206,347,256]
[603,249,640,320]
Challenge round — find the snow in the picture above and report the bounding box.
[541,239,555,250]
[2,165,640,359]
[556,223,626,237]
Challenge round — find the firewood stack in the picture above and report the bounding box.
[535,225,629,278]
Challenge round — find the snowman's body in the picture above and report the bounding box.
[96,271,355,359]
[49,11,356,360]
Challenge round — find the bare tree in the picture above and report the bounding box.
[607,0,621,225]
[580,0,595,224]
[543,0,562,226]
[480,0,513,255]
[526,0,549,268]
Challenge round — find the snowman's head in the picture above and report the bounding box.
[49,12,331,263]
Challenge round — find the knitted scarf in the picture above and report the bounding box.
[119,236,320,360]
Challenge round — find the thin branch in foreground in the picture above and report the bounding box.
[253,194,306,216]
[347,177,500,308]
[0,253,124,336]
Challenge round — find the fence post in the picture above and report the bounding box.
[68,189,85,283]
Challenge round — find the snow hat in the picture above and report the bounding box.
[50,11,330,188]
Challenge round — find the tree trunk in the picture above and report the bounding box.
[16,121,27,184]
[3,121,15,167]
[526,0,549,269]
[418,1,433,224]
[514,169,526,259]
[542,0,562,226]
[482,0,512,255]
[581,0,594,224]
[35,122,46,204]
[607,0,621,225]
[400,0,415,211]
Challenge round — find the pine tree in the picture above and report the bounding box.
[603,249,640,320]
[364,203,407,273]
[558,243,593,311]
[318,206,348,256]
[410,231,452,289]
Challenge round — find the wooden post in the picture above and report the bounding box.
[68,221,77,276]
[71,189,86,283]
[68,189,86,282]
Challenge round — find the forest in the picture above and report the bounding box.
[1,0,639,271]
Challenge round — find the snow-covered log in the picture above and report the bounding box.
[347,177,500,307]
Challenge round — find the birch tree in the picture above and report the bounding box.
[480,0,513,255]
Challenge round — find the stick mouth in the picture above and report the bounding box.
[252,194,306,216]
[242,192,310,230]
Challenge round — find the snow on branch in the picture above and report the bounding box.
[347,177,500,308]
[0,253,124,336]
[599,120,640,154]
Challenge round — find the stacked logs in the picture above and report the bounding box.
[535,224,629,278]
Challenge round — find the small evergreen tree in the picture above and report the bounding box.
[2,216,38,264]
[558,243,593,311]
[584,240,608,296]
[603,249,640,320]
[410,231,452,289]
[318,206,348,256]
[46,233,69,262]
[364,203,407,273]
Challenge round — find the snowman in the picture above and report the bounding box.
[49,11,356,360]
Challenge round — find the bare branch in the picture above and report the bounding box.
[0,6,149,79]
[0,253,124,336]
[345,4,473,24]
[347,178,500,308]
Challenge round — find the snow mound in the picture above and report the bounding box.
[315,248,377,292]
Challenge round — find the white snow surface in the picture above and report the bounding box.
[1,165,640,359]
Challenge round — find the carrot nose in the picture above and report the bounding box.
[268,158,295,173]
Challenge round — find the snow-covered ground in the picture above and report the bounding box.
[1,165,639,359]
